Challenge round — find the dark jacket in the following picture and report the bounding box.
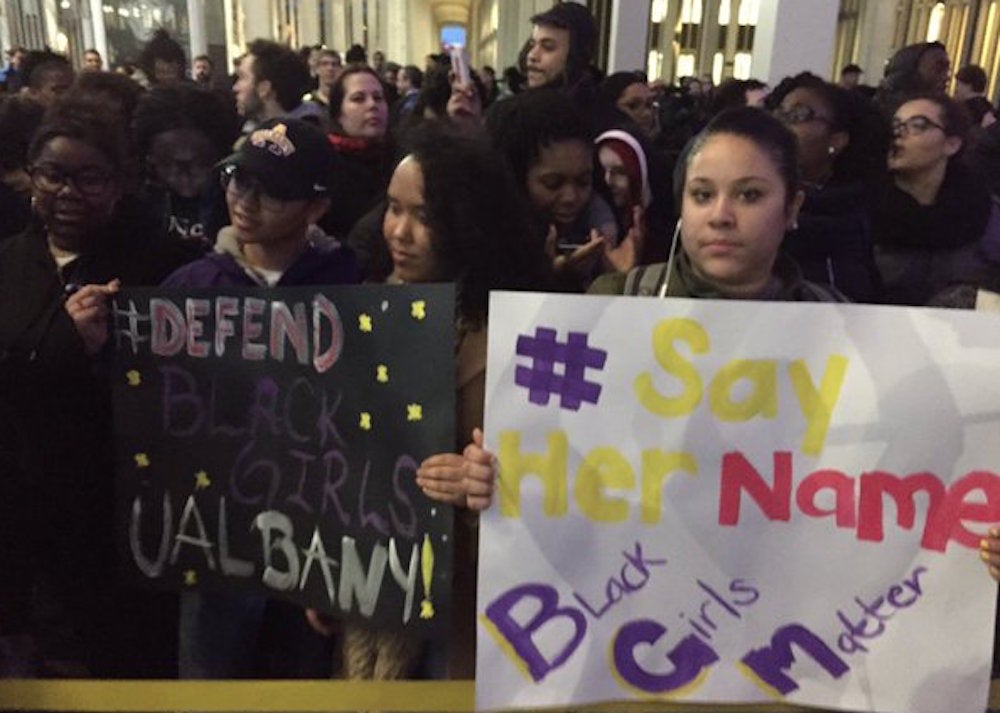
[873,161,1000,305]
[785,181,881,303]
[0,217,194,677]
[319,136,394,241]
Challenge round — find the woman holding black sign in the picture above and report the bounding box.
[306,124,551,680]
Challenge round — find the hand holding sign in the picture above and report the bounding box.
[65,278,120,354]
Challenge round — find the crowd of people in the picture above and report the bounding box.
[2,0,1000,685]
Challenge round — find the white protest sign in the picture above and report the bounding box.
[476,292,1000,713]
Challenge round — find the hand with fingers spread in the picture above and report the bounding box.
[64,279,120,355]
[980,528,1000,581]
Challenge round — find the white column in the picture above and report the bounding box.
[187,0,207,57]
[87,0,108,60]
[751,0,840,86]
[855,0,898,85]
[243,0,271,43]
[607,0,649,73]
[298,0,320,46]
[325,0,346,51]
[385,0,409,64]
[42,0,59,49]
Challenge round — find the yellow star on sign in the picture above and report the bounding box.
[183,570,198,586]
[376,364,389,383]
[126,370,142,386]
[359,412,372,430]
[359,314,373,332]
[411,300,426,320]
[134,453,150,468]
[194,470,211,490]
[407,403,423,421]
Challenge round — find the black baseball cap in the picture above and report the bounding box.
[222,118,336,201]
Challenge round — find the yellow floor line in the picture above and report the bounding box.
[0,679,996,712]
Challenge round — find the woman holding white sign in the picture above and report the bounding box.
[589,106,845,302]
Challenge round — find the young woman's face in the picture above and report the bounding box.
[888,98,960,176]
[383,156,442,283]
[30,136,121,251]
[597,145,631,209]
[776,87,845,184]
[617,83,656,136]
[526,139,593,229]
[681,133,801,296]
[338,72,389,139]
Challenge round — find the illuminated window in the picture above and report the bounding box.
[718,0,730,25]
[680,0,703,24]
[713,51,724,84]
[651,0,668,23]
[926,2,945,41]
[647,49,663,80]
[738,0,760,25]
[677,52,696,77]
[734,51,753,79]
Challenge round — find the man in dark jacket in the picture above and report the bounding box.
[165,118,360,678]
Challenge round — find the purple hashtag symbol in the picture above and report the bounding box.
[515,327,607,410]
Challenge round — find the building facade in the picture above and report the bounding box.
[1,0,997,102]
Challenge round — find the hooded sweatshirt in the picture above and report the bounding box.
[162,225,360,288]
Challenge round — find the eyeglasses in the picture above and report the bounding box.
[891,115,946,137]
[774,104,831,126]
[620,98,656,113]
[219,164,285,212]
[29,164,114,198]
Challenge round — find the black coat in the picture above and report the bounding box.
[784,181,881,303]
[0,213,194,676]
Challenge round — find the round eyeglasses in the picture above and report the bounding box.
[774,104,832,126]
[29,164,115,198]
[219,164,285,212]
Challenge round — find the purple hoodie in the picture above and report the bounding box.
[162,226,361,288]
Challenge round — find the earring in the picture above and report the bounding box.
[828,146,836,155]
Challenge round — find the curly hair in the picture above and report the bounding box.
[64,70,146,125]
[767,71,888,186]
[28,100,129,177]
[132,83,240,161]
[19,49,71,89]
[138,28,187,82]
[485,87,592,188]
[385,124,552,324]
[246,39,311,112]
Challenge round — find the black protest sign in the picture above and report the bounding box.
[112,285,455,636]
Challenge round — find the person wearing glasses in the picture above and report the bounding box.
[873,94,1000,305]
[0,100,194,677]
[163,118,360,678]
[769,72,883,302]
[598,72,658,139]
